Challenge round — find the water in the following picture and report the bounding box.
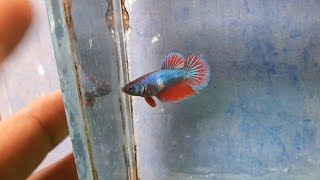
[46,0,320,179]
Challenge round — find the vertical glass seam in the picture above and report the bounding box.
[111,0,137,179]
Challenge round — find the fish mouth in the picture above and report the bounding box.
[121,86,126,92]
[121,85,132,95]
[122,85,138,96]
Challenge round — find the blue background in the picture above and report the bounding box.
[127,0,320,179]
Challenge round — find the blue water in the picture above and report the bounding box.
[127,0,320,179]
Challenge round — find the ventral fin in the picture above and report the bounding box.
[85,98,95,108]
[161,52,185,70]
[156,81,197,103]
[145,97,157,107]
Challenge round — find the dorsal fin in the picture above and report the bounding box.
[185,53,211,92]
[161,52,185,70]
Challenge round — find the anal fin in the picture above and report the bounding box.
[145,97,157,107]
[156,81,197,103]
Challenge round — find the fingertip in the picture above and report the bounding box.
[0,0,33,61]
[28,153,78,180]
[0,90,68,179]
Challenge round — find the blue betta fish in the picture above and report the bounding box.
[122,52,211,107]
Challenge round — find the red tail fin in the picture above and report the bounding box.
[185,53,211,92]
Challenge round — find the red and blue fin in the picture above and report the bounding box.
[161,52,185,70]
[185,53,211,92]
[145,97,157,107]
[156,52,210,103]
[156,81,197,103]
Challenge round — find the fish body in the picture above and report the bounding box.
[122,52,211,107]
[126,69,187,97]
[82,75,112,108]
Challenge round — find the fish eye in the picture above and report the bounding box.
[129,87,133,91]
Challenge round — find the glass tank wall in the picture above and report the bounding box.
[46,0,320,179]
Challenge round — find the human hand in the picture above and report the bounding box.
[0,1,77,179]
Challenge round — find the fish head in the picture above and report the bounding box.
[122,82,145,96]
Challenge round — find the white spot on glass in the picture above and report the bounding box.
[127,0,137,9]
[89,38,93,49]
[151,34,161,43]
[37,64,45,76]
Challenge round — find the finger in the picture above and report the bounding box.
[27,153,78,180]
[0,0,33,62]
[0,91,68,180]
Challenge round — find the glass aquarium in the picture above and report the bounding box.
[45,0,320,179]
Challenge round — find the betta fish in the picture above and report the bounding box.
[82,75,112,108]
[122,52,211,107]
